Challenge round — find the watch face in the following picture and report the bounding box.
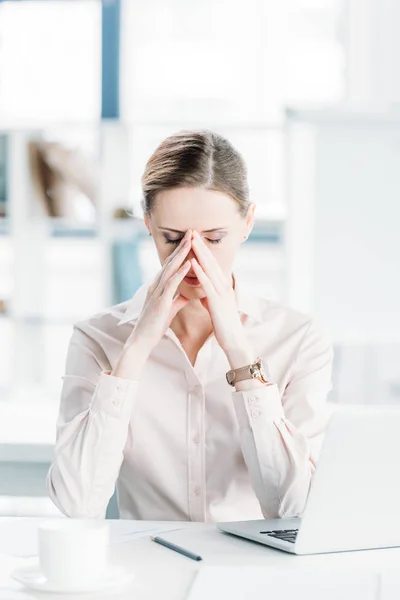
[259,361,267,380]
[251,358,269,382]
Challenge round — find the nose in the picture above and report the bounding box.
[182,247,197,277]
[186,248,196,262]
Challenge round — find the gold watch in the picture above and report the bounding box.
[226,357,271,386]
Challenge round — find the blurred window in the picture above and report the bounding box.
[0,0,101,122]
[120,0,344,215]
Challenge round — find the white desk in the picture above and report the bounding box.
[1,518,400,599]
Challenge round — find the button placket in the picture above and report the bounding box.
[187,381,205,521]
[193,338,213,379]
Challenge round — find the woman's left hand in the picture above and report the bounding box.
[191,230,255,369]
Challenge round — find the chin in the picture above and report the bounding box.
[179,282,206,300]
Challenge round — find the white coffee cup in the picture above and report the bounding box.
[38,520,109,590]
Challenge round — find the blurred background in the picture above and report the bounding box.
[0,0,399,517]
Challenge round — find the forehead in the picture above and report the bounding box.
[152,187,242,228]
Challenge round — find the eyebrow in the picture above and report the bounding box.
[158,227,228,234]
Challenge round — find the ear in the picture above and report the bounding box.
[244,203,255,238]
[144,215,152,236]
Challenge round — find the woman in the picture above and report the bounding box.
[47,130,333,521]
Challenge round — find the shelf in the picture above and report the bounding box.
[0,209,286,240]
[0,217,97,238]
[49,218,97,238]
[0,315,88,325]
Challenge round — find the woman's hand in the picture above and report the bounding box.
[191,230,255,369]
[113,231,192,380]
[128,230,192,353]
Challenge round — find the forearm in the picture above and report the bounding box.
[112,336,151,380]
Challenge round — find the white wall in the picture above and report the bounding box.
[287,110,400,344]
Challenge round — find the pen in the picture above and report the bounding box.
[151,535,203,561]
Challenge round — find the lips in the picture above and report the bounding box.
[183,274,201,287]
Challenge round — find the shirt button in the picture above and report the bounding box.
[113,399,120,407]
[190,385,202,395]
[248,396,257,404]
[251,410,261,418]
[194,486,201,496]
[117,385,125,393]
[193,434,200,444]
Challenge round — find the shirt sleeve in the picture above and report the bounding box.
[232,319,334,519]
[47,325,139,518]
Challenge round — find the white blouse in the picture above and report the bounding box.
[47,279,333,522]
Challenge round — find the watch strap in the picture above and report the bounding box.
[226,357,270,386]
[231,364,254,383]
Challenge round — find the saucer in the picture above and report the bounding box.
[11,563,135,594]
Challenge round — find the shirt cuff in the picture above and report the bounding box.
[232,384,285,430]
[90,371,139,419]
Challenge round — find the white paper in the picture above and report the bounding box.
[110,523,186,545]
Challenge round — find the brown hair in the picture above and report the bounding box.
[141,130,249,217]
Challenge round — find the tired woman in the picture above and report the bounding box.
[48,130,333,521]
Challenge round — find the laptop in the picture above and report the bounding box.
[218,407,400,555]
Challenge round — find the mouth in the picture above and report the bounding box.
[183,274,201,287]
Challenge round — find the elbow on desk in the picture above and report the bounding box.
[260,477,310,520]
[46,464,108,519]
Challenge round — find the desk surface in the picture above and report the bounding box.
[1,518,400,599]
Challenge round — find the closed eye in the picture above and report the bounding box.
[164,237,222,245]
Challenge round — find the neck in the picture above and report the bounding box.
[170,298,212,339]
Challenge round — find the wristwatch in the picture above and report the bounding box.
[226,357,271,386]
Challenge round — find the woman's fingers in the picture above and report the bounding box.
[154,231,191,293]
[190,258,216,298]
[165,229,191,267]
[191,230,225,292]
[171,293,190,318]
[164,259,191,300]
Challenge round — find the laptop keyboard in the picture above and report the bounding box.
[260,529,299,544]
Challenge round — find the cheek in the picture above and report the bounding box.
[155,241,174,264]
[211,241,237,268]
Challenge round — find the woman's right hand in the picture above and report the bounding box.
[129,230,192,351]
[113,230,192,380]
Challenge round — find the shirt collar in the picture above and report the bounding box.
[117,274,264,327]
